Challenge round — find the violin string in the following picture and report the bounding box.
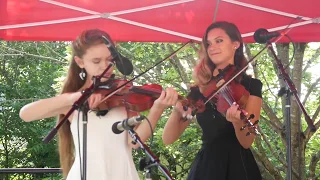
[221,87,234,106]
[225,86,236,104]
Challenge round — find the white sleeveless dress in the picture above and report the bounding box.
[66,106,140,180]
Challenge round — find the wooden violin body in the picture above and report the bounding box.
[94,78,162,112]
[200,64,259,135]
[93,75,205,115]
[202,65,250,116]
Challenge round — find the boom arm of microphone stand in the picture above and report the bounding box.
[42,62,114,143]
[264,27,316,131]
[267,42,316,132]
[128,129,174,180]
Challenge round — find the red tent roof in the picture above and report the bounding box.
[0,0,319,42]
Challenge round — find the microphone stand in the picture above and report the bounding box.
[139,156,153,180]
[42,62,114,180]
[80,100,89,180]
[128,129,174,180]
[266,41,316,180]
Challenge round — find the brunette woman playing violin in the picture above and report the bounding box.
[19,29,179,180]
[162,21,262,180]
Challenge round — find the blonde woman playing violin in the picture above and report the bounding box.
[162,21,262,180]
[19,29,179,180]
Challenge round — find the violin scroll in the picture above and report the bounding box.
[239,113,260,136]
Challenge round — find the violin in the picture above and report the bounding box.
[200,64,259,136]
[92,75,205,115]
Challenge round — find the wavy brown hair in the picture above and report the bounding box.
[193,21,248,87]
[57,29,114,178]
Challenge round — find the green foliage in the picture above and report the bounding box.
[0,40,319,180]
[0,41,67,179]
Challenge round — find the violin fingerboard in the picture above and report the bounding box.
[129,87,160,97]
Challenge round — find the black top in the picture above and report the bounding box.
[187,77,263,180]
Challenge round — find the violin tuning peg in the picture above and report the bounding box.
[183,105,188,111]
[248,114,255,120]
[248,126,260,136]
[240,125,247,131]
[253,127,260,135]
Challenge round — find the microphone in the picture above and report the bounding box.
[114,54,134,76]
[254,28,280,44]
[112,115,145,134]
[101,35,134,75]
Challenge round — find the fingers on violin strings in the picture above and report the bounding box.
[169,88,178,106]
[228,105,237,119]
[241,109,248,116]
[235,110,242,120]
[226,108,231,120]
[173,92,178,105]
[159,90,166,99]
[232,102,239,108]
[165,88,173,100]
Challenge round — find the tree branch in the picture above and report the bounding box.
[259,128,300,178]
[0,98,39,103]
[244,44,259,78]
[262,100,283,127]
[0,44,66,64]
[260,65,278,100]
[260,115,283,136]
[184,54,197,69]
[116,44,154,81]
[0,53,23,56]
[165,44,190,86]
[314,118,320,131]
[302,76,320,106]
[304,102,320,142]
[0,58,11,84]
[302,46,320,73]
[254,159,276,180]
[41,42,66,59]
[252,137,283,179]
[190,42,199,54]
[259,128,286,165]
[309,151,320,179]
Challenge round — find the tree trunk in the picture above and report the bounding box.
[290,43,307,180]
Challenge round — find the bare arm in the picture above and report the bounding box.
[129,104,166,149]
[128,88,178,149]
[162,102,191,145]
[227,95,262,149]
[19,92,81,122]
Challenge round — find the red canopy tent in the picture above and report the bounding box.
[0,0,319,43]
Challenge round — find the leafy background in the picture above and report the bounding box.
[0,40,319,180]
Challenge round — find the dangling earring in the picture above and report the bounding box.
[79,68,86,80]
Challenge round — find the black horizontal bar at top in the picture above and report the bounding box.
[0,168,61,174]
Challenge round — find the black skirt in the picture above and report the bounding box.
[187,135,262,180]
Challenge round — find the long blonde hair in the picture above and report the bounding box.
[193,21,248,89]
[58,29,115,178]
